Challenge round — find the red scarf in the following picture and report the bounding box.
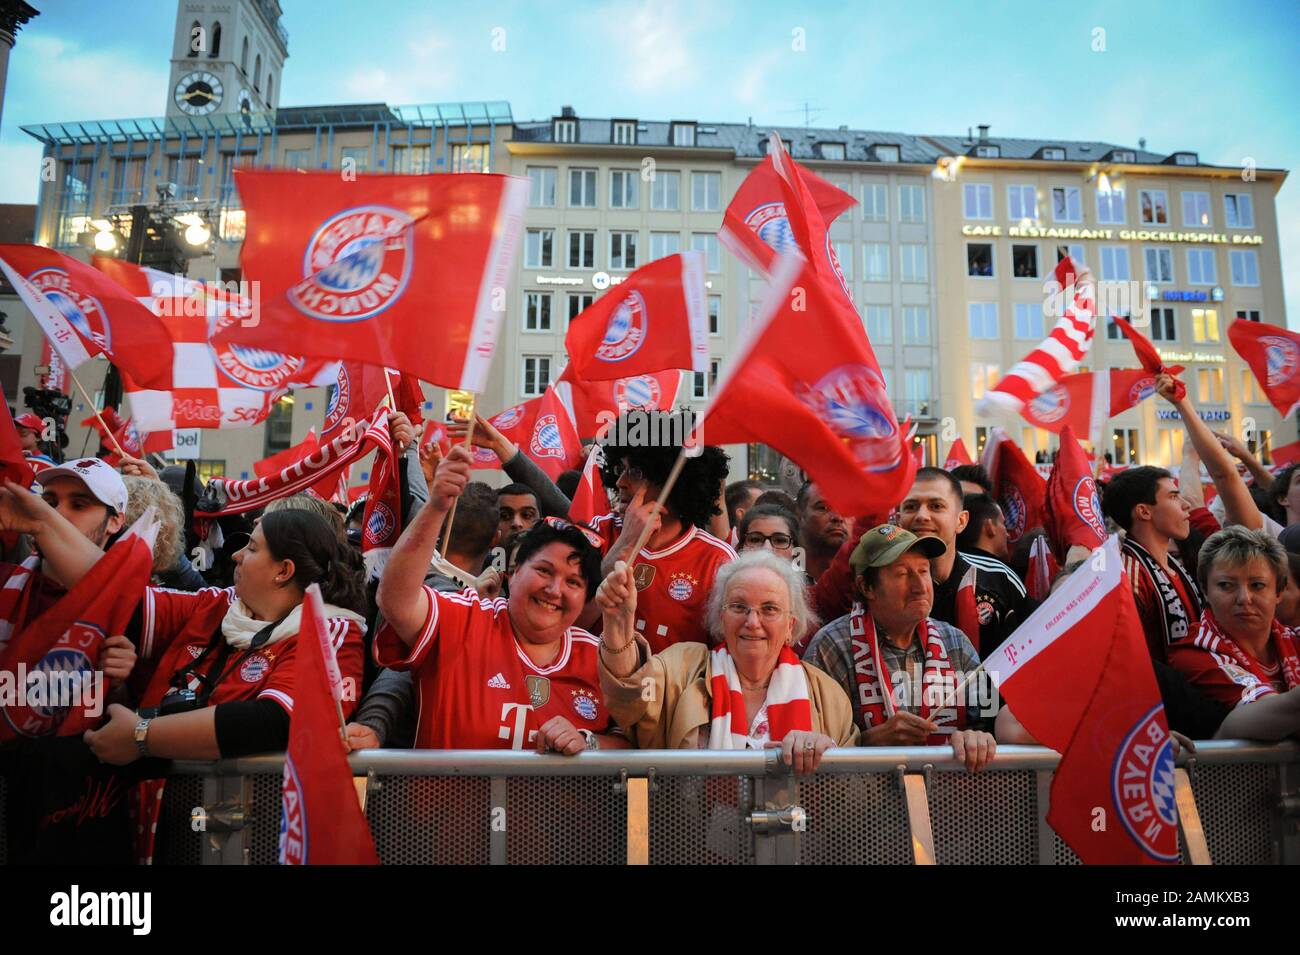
[708,645,812,746]
[1195,609,1300,693]
[849,604,967,744]
[0,556,41,656]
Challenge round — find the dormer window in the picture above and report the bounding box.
[1040,146,1066,161]
[612,121,636,145]
[872,144,900,163]
[554,118,576,143]
[671,122,696,147]
[973,144,1001,158]
[1172,152,1198,166]
[1110,149,1136,163]
[819,142,845,161]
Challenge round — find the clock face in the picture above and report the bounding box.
[174,70,224,115]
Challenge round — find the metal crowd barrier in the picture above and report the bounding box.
[141,740,1300,865]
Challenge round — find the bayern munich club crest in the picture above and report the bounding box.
[325,363,352,432]
[614,375,662,412]
[1027,385,1070,425]
[795,365,902,472]
[1262,335,1300,387]
[0,641,96,737]
[1111,704,1179,862]
[292,205,414,322]
[596,291,648,362]
[493,404,527,431]
[240,653,270,683]
[529,414,566,459]
[1128,375,1159,404]
[28,268,112,351]
[571,688,599,722]
[1073,475,1106,539]
[365,501,397,546]
[213,342,306,392]
[1001,486,1028,539]
[744,202,798,254]
[279,754,307,864]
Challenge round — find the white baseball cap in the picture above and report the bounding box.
[37,458,129,514]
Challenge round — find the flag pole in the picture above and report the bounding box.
[67,365,129,460]
[624,447,688,571]
[440,392,477,555]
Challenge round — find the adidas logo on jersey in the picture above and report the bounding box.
[487,672,511,689]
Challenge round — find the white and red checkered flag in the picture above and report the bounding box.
[976,257,1096,417]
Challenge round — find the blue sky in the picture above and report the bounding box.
[3,0,1297,311]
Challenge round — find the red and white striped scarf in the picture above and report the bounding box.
[977,260,1096,416]
[708,645,812,747]
[850,604,967,745]
[1194,609,1300,696]
[0,556,41,656]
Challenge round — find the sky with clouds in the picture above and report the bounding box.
[2,0,1297,314]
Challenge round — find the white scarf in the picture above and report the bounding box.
[707,645,812,749]
[221,596,367,650]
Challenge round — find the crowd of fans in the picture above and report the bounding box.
[3,369,1300,861]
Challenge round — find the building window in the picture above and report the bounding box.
[684,233,717,273]
[708,296,721,335]
[902,306,930,344]
[254,53,262,91]
[971,363,1000,401]
[1236,309,1262,323]
[1187,248,1216,285]
[900,244,927,282]
[865,306,892,344]
[1051,186,1082,223]
[610,231,638,270]
[262,396,293,457]
[610,169,639,209]
[554,119,576,143]
[819,143,845,161]
[863,244,890,281]
[1144,247,1174,283]
[524,292,553,332]
[1096,189,1126,225]
[390,144,430,174]
[613,121,636,145]
[672,123,696,147]
[1230,249,1260,286]
[1253,429,1272,466]
[522,356,552,397]
[1224,193,1254,229]
[966,243,994,278]
[240,37,249,73]
[651,171,680,210]
[210,21,222,57]
[691,171,720,212]
[568,168,597,207]
[567,292,594,326]
[833,241,853,280]
[898,184,925,223]
[968,303,998,339]
[451,143,488,173]
[1011,244,1039,278]
[1139,189,1169,225]
[528,166,557,207]
[1106,318,1125,341]
[1111,429,1140,466]
[194,459,226,483]
[1099,246,1130,281]
[650,231,680,260]
[1056,243,1086,269]
[1197,367,1224,404]
[1182,191,1211,227]
[113,157,147,204]
[1008,184,1037,221]
[874,144,901,163]
[339,146,370,172]
[692,358,719,399]
[568,230,595,269]
[168,155,203,197]
[1192,308,1220,343]
[963,183,993,219]
[265,74,272,105]
[1014,302,1044,339]
[1242,369,1265,405]
[1156,429,1185,467]
[1149,307,1176,341]
[861,183,887,221]
[524,229,554,269]
[903,369,931,417]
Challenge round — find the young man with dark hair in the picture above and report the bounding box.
[595,410,734,650]
[497,483,541,552]
[796,480,850,582]
[1103,465,1201,662]
[725,479,764,532]
[898,468,1029,654]
[949,463,993,499]
[957,493,1010,563]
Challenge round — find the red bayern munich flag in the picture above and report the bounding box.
[980,427,1046,544]
[1228,318,1300,418]
[1042,425,1107,560]
[564,252,709,380]
[983,536,1178,865]
[942,437,973,469]
[220,170,526,392]
[555,367,682,438]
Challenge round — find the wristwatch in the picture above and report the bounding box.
[579,729,600,751]
[133,717,152,758]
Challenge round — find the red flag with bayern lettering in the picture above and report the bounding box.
[219,170,526,392]
[983,536,1177,865]
[1229,319,1300,419]
[943,438,973,470]
[698,253,914,517]
[1022,366,1183,436]
[564,252,709,380]
[981,427,1046,544]
[522,386,583,480]
[1043,425,1107,561]
[555,368,682,439]
[280,585,380,866]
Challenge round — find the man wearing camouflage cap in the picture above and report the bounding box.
[803,523,998,771]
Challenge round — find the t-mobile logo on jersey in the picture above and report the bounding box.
[498,702,538,750]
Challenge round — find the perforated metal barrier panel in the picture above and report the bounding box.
[2,745,1297,865]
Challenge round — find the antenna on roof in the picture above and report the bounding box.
[777,102,825,127]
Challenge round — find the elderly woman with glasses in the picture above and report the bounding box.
[597,549,857,773]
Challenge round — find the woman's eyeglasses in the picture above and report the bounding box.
[742,532,794,550]
[722,602,789,621]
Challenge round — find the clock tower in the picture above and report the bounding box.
[165,0,288,119]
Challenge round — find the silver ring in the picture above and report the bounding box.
[803,741,814,750]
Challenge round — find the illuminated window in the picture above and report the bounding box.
[1192,308,1220,343]
[1181,191,1211,228]
[1139,190,1169,225]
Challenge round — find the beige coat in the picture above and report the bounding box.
[600,637,859,750]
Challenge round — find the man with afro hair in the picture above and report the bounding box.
[596,409,735,650]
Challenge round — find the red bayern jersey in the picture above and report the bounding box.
[631,525,735,652]
[134,587,365,716]
[373,586,612,749]
[1169,622,1300,709]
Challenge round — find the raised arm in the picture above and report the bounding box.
[0,480,105,586]
[1214,430,1274,493]
[449,412,572,517]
